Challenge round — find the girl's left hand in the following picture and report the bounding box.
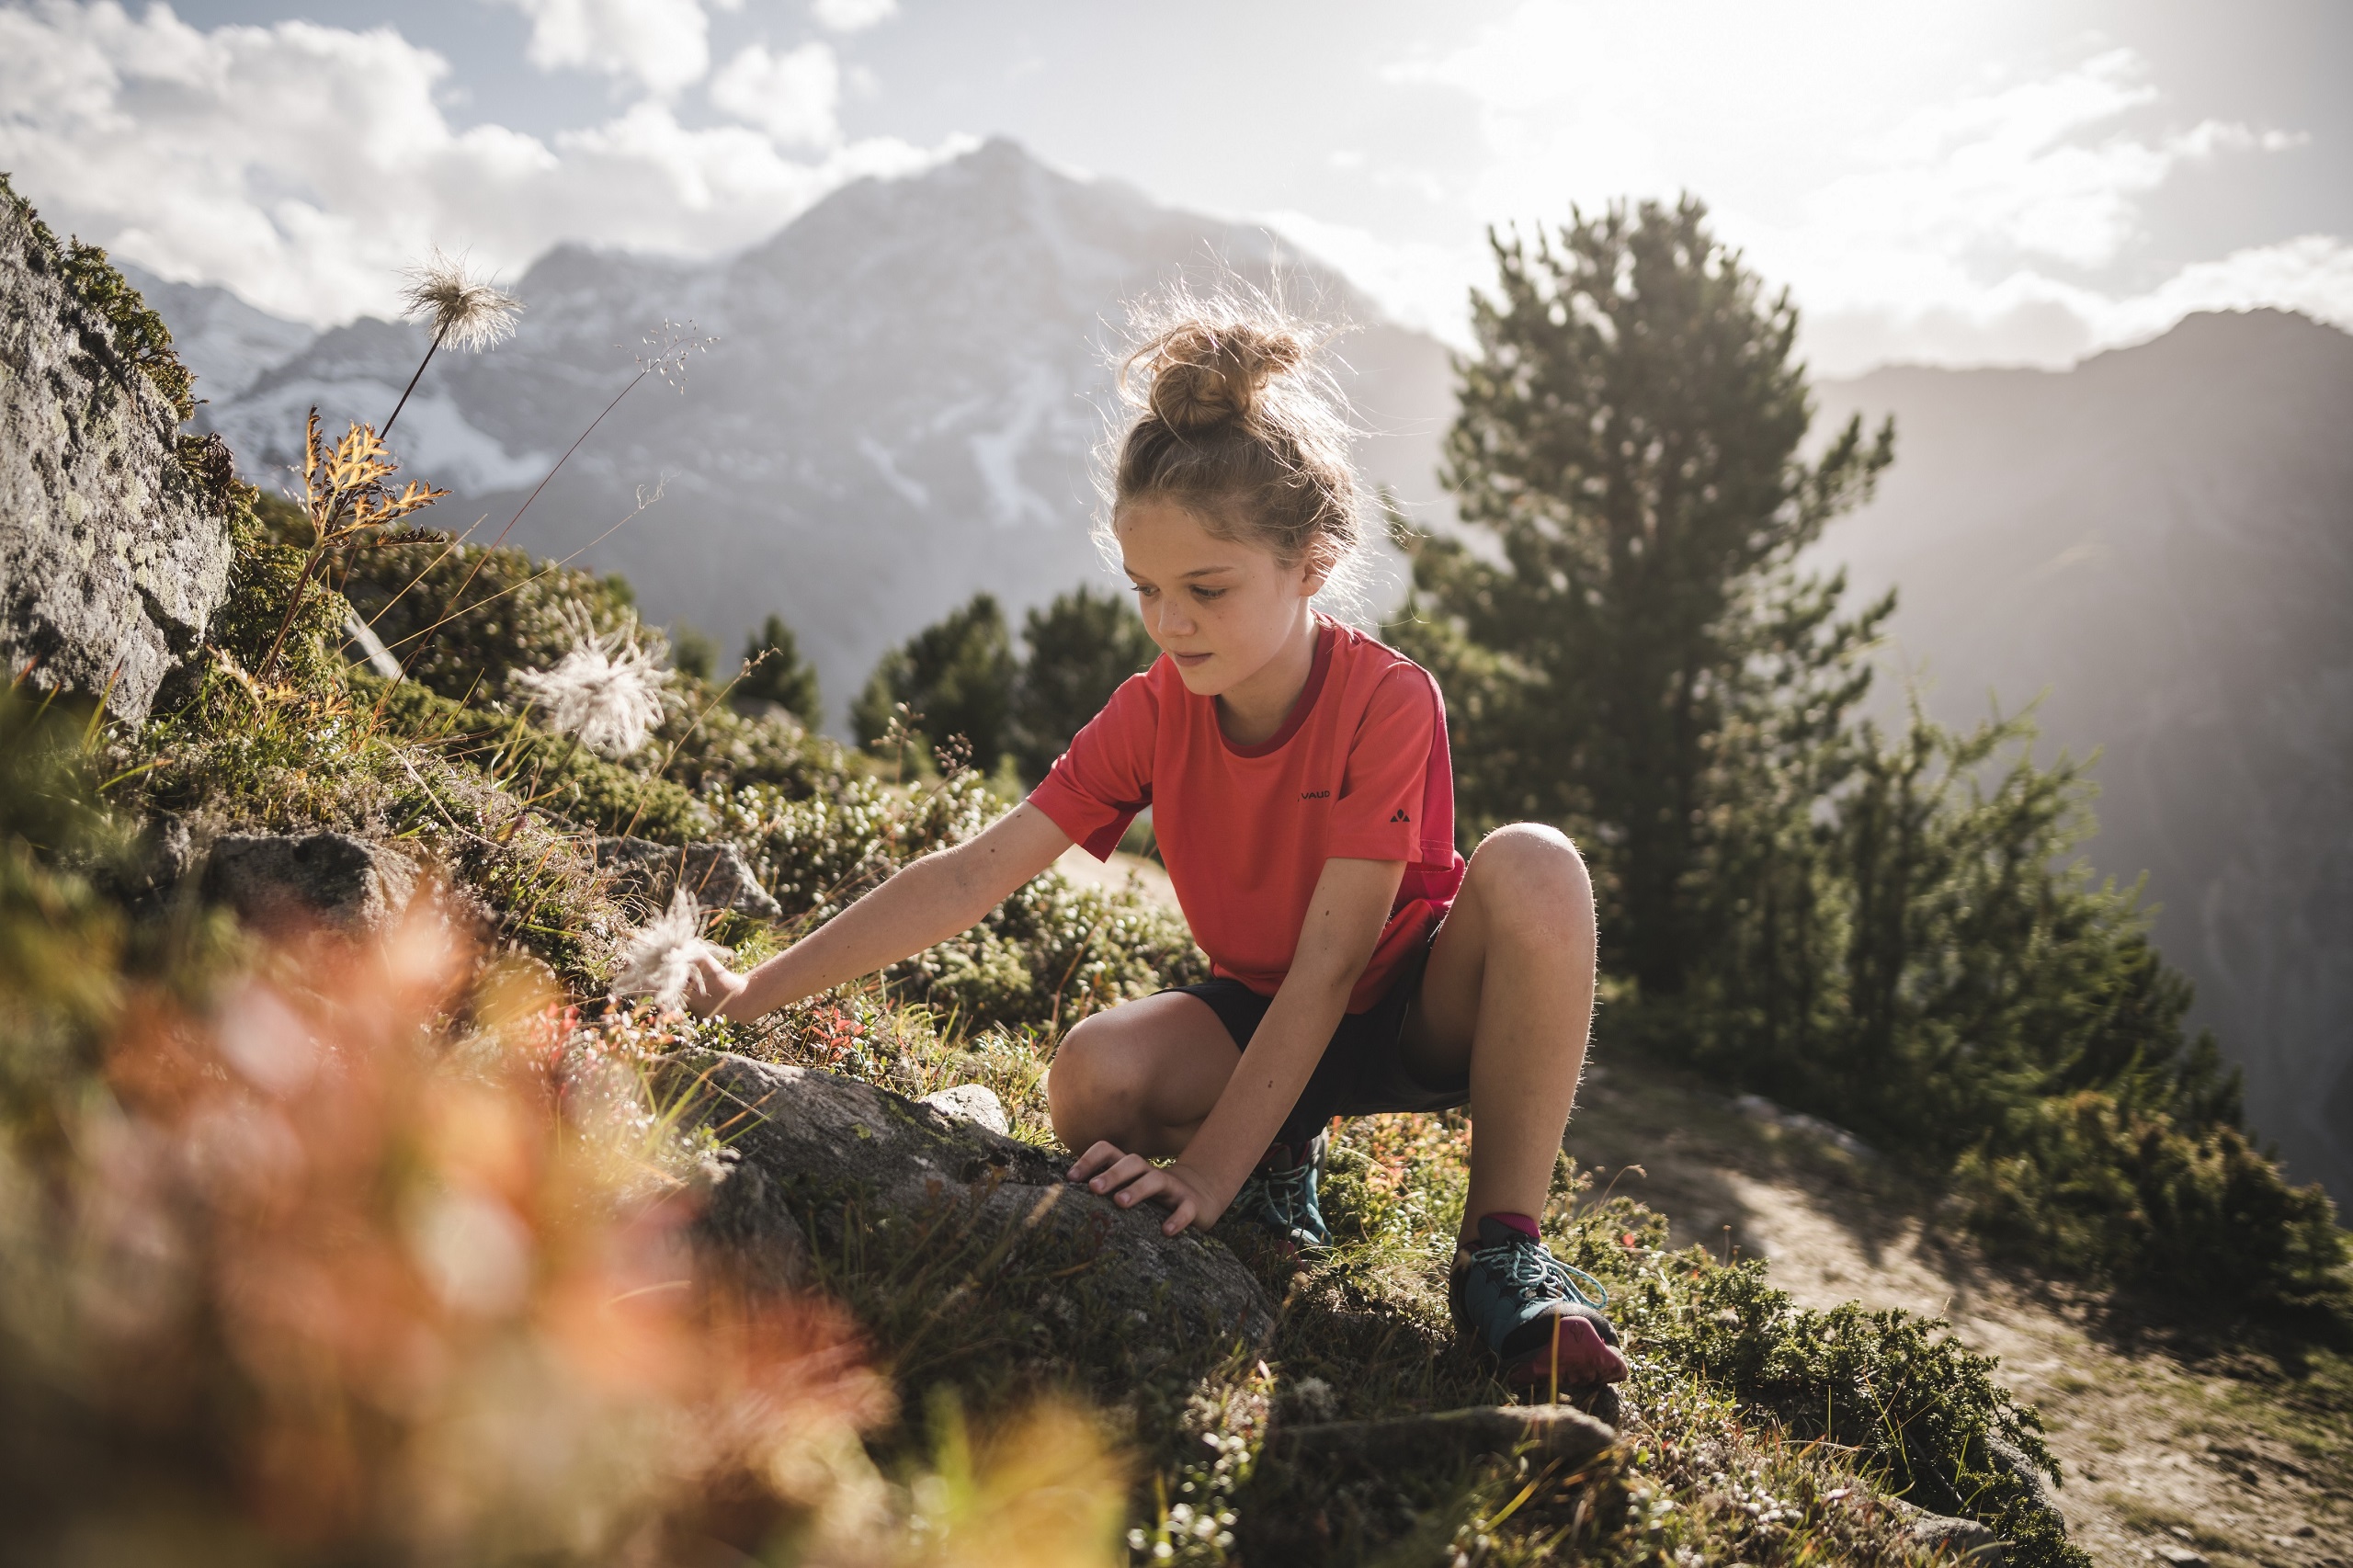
[1067,1142,1230,1236]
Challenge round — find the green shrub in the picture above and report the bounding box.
[713,767,1202,1029]
[1960,1089,2348,1309]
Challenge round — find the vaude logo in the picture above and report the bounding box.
[1300,789,1331,800]
[1389,808,1411,823]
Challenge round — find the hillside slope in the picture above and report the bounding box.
[1812,310,2353,1209]
[184,139,1455,723]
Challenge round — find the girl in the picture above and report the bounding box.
[686,301,1626,1393]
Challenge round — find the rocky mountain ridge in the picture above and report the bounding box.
[172,139,1456,726]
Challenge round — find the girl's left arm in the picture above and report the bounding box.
[1072,855,1404,1234]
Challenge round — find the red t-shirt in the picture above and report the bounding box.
[1029,618,1466,1013]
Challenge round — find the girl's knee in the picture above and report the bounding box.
[1467,824,1594,935]
[1047,1014,1138,1142]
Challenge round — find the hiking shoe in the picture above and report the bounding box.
[1449,1216,1630,1393]
[1231,1130,1330,1253]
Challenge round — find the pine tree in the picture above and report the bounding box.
[735,613,823,724]
[1008,585,1158,783]
[1415,196,1892,998]
[853,593,1018,770]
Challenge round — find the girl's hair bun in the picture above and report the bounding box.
[1103,285,1370,615]
[1136,319,1305,435]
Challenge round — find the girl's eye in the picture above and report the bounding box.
[1193,588,1225,603]
[1131,584,1158,599]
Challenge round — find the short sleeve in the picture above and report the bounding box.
[1325,666,1440,863]
[1026,668,1158,859]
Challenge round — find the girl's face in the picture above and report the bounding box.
[1115,497,1324,699]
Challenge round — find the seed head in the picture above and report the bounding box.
[611,890,732,1011]
[512,608,674,758]
[399,247,523,352]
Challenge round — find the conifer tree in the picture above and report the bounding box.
[1009,585,1158,783]
[853,593,1018,769]
[736,613,823,724]
[1412,197,1892,998]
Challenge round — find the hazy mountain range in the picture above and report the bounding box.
[132,141,2349,1206]
[1811,310,2353,1209]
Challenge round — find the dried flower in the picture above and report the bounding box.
[612,890,732,1010]
[511,608,673,757]
[399,247,522,352]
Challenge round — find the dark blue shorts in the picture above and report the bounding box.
[1163,933,1469,1157]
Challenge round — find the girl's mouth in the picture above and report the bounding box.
[1171,651,1211,668]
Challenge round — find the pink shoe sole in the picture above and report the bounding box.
[1503,1314,1630,1392]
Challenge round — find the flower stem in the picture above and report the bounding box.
[381,324,448,442]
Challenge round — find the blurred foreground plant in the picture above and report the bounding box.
[0,873,1124,1565]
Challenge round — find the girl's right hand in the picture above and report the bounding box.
[683,952,750,1020]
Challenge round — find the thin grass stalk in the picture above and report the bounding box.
[403,369,656,683]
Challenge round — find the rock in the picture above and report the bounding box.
[1984,1436,2065,1528]
[204,832,417,937]
[918,1084,1009,1136]
[2156,1548,2208,1568]
[659,1051,1277,1362]
[596,837,781,921]
[0,187,235,724]
[1732,1093,1880,1162]
[1890,1500,2006,1563]
[1265,1404,1617,1476]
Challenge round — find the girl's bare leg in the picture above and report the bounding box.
[1399,824,1598,1243]
[1047,991,1238,1158]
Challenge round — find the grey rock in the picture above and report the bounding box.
[2156,1548,2208,1568]
[1984,1436,2065,1528]
[596,837,781,921]
[204,832,417,937]
[1265,1404,1616,1476]
[918,1084,1009,1137]
[1732,1093,1880,1162]
[0,192,234,724]
[1889,1500,2006,1564]
[659,1051,1276,1361]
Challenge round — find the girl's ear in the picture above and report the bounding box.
[1298,558,1330,599]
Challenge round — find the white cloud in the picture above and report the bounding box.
[709,41,839,149]
[1258,210,1480,350]
[1369,2,2327,371]
[812,0,896,34]
[494,0,710,96]
[0,1,948,325]
[1793,50,2276,272]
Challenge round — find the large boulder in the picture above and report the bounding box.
[662,1052,1278,1365]
[0,186,235,724]
[205,832,418,937]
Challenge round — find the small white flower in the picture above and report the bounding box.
[513,608,674,758]
[399,247,522,352]
[611,890,732,1010]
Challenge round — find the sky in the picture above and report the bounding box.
[3,0,2347,373]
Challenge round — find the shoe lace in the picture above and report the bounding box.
[1474,1237,1609,1310]
[1250,1162,1319,1233]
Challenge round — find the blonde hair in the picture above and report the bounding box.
[1101,290,1370,609]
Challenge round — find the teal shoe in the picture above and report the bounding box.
[1449,1216,1629,1392]
[1232,1130,1330,1253]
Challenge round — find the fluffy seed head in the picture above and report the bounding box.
[511,608,673,758]
[611,890,732,1011]
[399,248,523,353]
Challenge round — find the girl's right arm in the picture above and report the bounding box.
[685,802,1074,1020]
